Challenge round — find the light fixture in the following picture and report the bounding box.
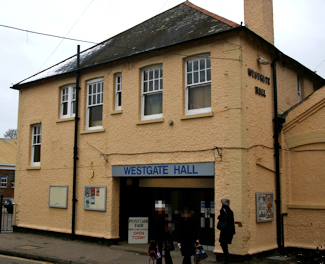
[258,57,271,65]
[168,120,173,126]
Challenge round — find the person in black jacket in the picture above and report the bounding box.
[217,198,235,264]
[177,208,198,264]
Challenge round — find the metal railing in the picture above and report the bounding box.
[0,194,14,232]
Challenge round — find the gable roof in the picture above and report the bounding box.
[12,1,239,88]
[0,138,17,166]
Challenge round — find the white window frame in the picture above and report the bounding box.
[1,175,7,188]
[60,84,76,119]
[185,54,211,115]
[297,75,302,102]
[87,78,103,130]
[115,73,122,111]
[31,124,41,166]
[141,65,163,121]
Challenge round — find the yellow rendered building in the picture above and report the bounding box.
[12,0,325,256]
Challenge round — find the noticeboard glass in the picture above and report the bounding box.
[84,186,106,211]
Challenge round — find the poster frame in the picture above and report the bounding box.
[49,185,68,209]
[256,192,274,223]
[84,186,106,211]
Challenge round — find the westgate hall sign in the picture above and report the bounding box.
[112,162,215,177]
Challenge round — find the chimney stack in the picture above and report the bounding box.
[244,0,274,45]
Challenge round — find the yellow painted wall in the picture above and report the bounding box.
[281,87,325,249]
[14,31,323,256]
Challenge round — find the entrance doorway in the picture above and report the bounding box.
[119,178,215,249]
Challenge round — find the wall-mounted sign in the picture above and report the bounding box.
[256,192,274,222]
[128,217,149,244]
[49,185,68,208]
[84,186,106,211]
[112,162,214,177]
[248,68,270,85]
[255,86,266,97]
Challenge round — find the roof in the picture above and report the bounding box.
[0,138,17,166]
[12,1,239,88]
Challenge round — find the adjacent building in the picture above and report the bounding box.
[0,138,16,199]
[11,0,325,256]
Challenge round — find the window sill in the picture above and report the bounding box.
[27,166,41,170]
[56,117,75,123]
[136,118,164,125]
[80,128,105,135]
[181,112,213,120]
[111,110,122,115]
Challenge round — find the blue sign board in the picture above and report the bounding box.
[112,162,214,177]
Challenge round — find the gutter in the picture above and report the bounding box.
[271,52,283,250]
[72,45,80,240]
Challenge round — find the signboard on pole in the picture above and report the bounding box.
[128,217,149,244]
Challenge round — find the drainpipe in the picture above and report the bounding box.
[72,45,80,240]
[271,52,282,250]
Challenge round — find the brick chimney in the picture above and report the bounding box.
[244,0,274,45]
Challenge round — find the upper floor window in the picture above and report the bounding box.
[1,175,7,188]
[141,66,163,120]
[297,75,302,102]
[9,171,15,188]
[115,73,122,111]
[87,78,103,130]
[185,55,211,115]
[60,84,76,119]
[31,124,41,166]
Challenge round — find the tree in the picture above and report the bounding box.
[3,129,17,139]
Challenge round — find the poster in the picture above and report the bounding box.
[84,186,106,211]
[256,192,274,222]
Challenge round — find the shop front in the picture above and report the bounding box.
[113,162,216,250]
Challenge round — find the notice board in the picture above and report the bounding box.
[49,185,68,208]
[84,186,106,211]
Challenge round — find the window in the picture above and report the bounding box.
[1,175,7,188]
[185,55,211,115]
[9,171,15,188]
[297,75,302,102]
[115,74,122,110]
[87,78,103,130]
[60,84,76,118]
[31,124,41,166]
[141,66,163,120]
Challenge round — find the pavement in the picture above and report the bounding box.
[0,231,297,264]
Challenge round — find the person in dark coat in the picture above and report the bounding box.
[218,198,235,264]
[177,208,198,264]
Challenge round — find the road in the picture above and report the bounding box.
[0,254,53,264]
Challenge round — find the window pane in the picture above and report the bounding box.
[188,84,211,110]
[200,58,205,69]
[207,58,211,68]
[207,69,211,81]
[149,81,153,91]
[194,72,199,83]
[187,73,192,85]
[149,70,153,80]
[155,69,159,79]
[117,92,121,107]
[144,71,148,81]
[155,80,159,90]
[33,145,41,163]
[160,79,163,90]
[72,101,76,114]
[63,102,68,115]
[144,82,148,92]
[187,61,192,72]
[194,60,198,71]
[89,105,103,127]
[144,92,162,115]
[200,70,205,82]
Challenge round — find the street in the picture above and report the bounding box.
[0,254,52,264]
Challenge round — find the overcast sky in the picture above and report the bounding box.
[1,0,325,137]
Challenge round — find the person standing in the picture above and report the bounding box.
[177,208,198,264]
[217,198,235,264]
